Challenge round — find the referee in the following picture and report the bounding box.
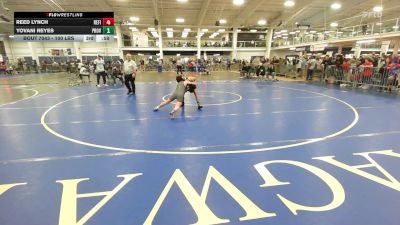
[123,53,138,95]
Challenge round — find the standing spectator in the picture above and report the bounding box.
[112,60,124,86]
[361,25,368,35]
[387,55,400,92]
[94,55,108,87]
[140,59,145,71]
[306,56,317,81]
[123,53,137,95]
[335,54,345,80]
[0,62,6,75]
[295,57,303,75]
[176,58,183,74]
[360,57,373,86]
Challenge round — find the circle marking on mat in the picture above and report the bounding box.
[41,86,359,155]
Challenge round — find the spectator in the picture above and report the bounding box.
[306,56,317,81]
[266,63,278,81]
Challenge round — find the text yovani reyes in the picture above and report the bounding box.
[0,149,399,225]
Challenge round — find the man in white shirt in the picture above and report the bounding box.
[94,55,108,87]
[123,53,137,95]
[307,57,317,81]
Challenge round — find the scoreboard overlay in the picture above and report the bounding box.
[14,12,115,42]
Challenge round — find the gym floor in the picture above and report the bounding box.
[0,71,399,225]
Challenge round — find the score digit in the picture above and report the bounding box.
[102,18,114,26]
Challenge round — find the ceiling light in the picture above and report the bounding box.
[282,33,288,36]
[295,30,300,33]
[284,0,295,7]
[219,19,227,24]
[330,22,338,27]
[218,29,225,32]
[283,36,288,39]
[166,28,173,31]
[331,3,341,9]
[233,0,245,6]
[176,18,185,23]
[393,26,399,29]
[201,28,209,32]
[289,32,296,34]
[258,20,267,25]
[324,31,331,34]
[177,0,188,2]
[373,6,383,12]
[184,28,191,31]
[280,29,288,33]
[356,39,376,44]
[337,31,343,34]
[376,22,382,26]
[310,30,317,34]
[129,17,140,22]
[250,29,257,32]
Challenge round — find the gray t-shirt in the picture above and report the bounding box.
[308,59,317,70]
[94,58,105,73]
[123,60,137,75]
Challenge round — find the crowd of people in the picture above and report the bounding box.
[2,51,399,92]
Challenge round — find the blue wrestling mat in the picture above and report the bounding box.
[0,80,399,225]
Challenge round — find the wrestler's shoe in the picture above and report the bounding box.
[169,111,175,119]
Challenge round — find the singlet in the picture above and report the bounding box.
[170,82,186,102]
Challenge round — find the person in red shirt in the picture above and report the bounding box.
[361,58,374,83]
[0,62,6,75]
[340,59,351,81]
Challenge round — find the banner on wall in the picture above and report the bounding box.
[295,46,310,52]
[310,44,327,52]
[50,48,73,56]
